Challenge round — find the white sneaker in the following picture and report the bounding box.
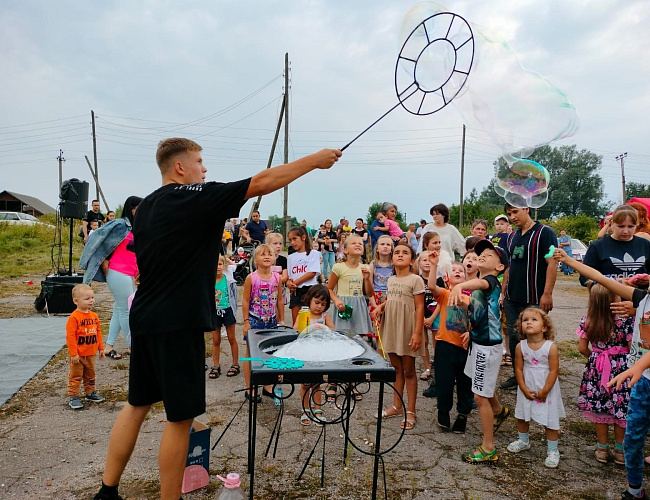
[545,450,560,468]
[507,439,531,453]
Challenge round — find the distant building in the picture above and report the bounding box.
[0,191,56,217]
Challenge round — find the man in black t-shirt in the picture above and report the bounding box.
[500,204,558,390]
[81,200,104,243]
[93,138,341,500]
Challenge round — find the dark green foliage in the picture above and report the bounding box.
[627,182,650,199]
[366,202,407,230]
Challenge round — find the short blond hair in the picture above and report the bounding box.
[155,138,202,174]
[265,232,283,244]
[72,284,93,299]
[253,243,274,261]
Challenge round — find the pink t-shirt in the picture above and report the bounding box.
[108,232,138,277]
[385,219,403,238]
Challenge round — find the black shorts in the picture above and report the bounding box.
[215,308,236,328]
[128,330,206,422]
[289,286,312,308]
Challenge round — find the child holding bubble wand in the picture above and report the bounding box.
[371,243,425,430]
[327,234,374,401]
[294,285,335,426]
[556,248,650,500]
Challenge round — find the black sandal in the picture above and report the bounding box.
[226,365,240,377]
[208,366,221,379]
[106,350,122,360]
[326,384,337,403]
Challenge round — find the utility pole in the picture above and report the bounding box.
[91,110,99,204]
[282,53,290,244]
[616,152,628,203]
[250,97,285,218]
[459,124,466,227]
[57,150,65,192]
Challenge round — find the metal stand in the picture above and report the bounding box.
[246,380,391,500]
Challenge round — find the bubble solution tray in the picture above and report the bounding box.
[246,328,395,386]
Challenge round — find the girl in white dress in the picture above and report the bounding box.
[507,307,565,468]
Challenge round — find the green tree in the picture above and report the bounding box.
[494,145,607,219]
[366,202,407,230]
[627,182,650,199]
[267,215,300,234]
[448,188,503,235]
[478,178,506,207]
[544,213,600,243]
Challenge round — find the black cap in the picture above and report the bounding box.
[474,239,509,271]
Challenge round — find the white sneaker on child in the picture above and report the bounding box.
[507,439,531,453]
[545,450,560,468]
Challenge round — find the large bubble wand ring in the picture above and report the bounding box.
[341,11,474,151]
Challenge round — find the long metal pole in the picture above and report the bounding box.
[91,110,99,204]
[57,150,65,192]
[84,156,110,211]
[459,124,466,227]
[282,53,290,244]
[250,97,285,218]
[616,152,628,203]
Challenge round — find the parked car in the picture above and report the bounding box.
[570,238,588,261]
[0,211,51,227]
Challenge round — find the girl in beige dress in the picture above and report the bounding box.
[371,243,425,430]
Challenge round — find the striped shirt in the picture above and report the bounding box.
[504,222,558,304]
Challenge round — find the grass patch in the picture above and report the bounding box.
[557,340,584,361]
[0,218,84,279]
[100,384,129,403]
[110,362,129,371]
[566,419,595,439]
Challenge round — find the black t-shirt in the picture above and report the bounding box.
[276,254,287,270]
[245,220,267,242]
[352,228,368,241]
[504,222,558,304]
[317,231,337,252]
[130,179,251,336]
[633,288,649,308]
[580,235,650,286]
[84,210,104,225]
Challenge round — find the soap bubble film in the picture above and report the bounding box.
[401,2,579,208]
[274,326,365,362]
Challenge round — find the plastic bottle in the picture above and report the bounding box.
[216,472,244,499]
[274,385,283,406]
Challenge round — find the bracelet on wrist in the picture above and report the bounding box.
[243,319,249,322]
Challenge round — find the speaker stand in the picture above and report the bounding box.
[68,218,74,275]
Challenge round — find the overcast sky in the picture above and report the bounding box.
[2,0,649,228]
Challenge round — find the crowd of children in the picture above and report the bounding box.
[69,202,650,500]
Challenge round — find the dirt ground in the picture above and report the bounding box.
[0,274,646,499]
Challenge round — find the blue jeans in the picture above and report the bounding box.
[561,262,573,275]
[322,251,335,279]
[105,269,135,347]
[249,316,277,330]
[504,300,534,374]
[624,376,650,486]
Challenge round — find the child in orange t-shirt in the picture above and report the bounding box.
[428,255,473,433]
[66,284,105,409]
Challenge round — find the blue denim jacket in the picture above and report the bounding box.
[79,218,131,284]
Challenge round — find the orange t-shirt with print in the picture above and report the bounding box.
[66,310,103,357]
[434,288,470,349]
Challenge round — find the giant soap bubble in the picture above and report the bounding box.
[274,326,365,362]
[400,2,579,208]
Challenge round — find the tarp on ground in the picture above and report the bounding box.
[0,317,67,406]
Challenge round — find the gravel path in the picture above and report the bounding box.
[0,275,644,499]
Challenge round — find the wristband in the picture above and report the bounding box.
[243,319,249,322]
